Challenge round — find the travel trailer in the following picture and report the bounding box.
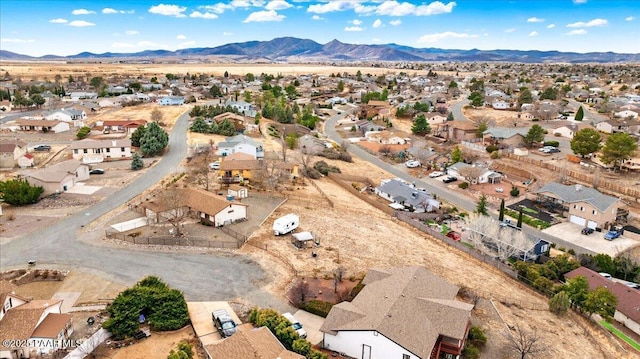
[273,214,299,235]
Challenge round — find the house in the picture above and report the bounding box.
[98,98,120,108]
[69,138,132,163]
[158,96,185,106]
[320,266,473,359]
[204,326,304,359]
[482,128,529,147]
[18,154,34,168]
[565,267,640,336]
[375,179,440,212]
[225,100,257,118]
[0,281,74,358]
[614,110,638,119]
[217,134,264,159]
[69,91,97,100]
[0,140,27,168]
[15,119,70,133]
[517,112,535,121]
[140,187,247,227]
[446,121,477,142]
[213,112,248,131]
[366,131,409,145]
[24,160,90,196]
[101,120,146,135]
[492,100,510,110]
[535,182,623,229]
[596,118,640,134]
[217,152,263,184]
[44,108,86,127]
[552,124,579,139]
[447,162,502,184]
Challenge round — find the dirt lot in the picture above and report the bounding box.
[92,326,204,359]
[89,102,189,128]
[463,107,521,126]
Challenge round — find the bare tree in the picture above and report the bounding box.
[464,215,536,261]
[151,108,164,124]
[534,103,558,121]
[298,144,318,176]
[159,185,189,236]
[255,158,288,193]
[458,166,485,184]
[289,279,312,306]
[503,323,547,359]
[190,164,212,191]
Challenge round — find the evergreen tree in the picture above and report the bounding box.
[451,146,463,164]
[518,87,533,106]
[524,124,545,148]
[570,128,601,157]
[0,179,44,205]
[499,199,505,222]
[190,118,209,133]
[131,125,146,147]
[140,122,169,156]
[131,153,144,170]
[549,291,570,316]
[216,119,236,136]
[575,106,584,121]
[517,207,523,228]
[447,112,454,121]
[476,195,489,216]
[411,114,431,135]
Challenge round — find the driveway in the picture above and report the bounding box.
[0,112,283,307]
[542,222,639,256]
[187,301,241,346]
[293,310,325,346]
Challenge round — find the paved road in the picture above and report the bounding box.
[1,112,291,309]
[325,114,594,255]
[450,97,470,123]
[566,99,609,124]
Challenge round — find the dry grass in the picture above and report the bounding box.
[90,103,189,128]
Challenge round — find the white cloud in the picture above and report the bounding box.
[190,11,218,19]
[504,28,515,33]
[566,18,607,27]
[148,4,187,17]
[372,19,382,28]
[389,19,401,26]
[125,30,139,35]
[178,40,196,48]
[529,31,538,36]
[202,3,232,14]
[344,26,363,32]
[265,0,292,10]
[307,1,359,14]
[567,29,587,35]
[69,20,96,27]
[176,34,187,40]
[312,15,323,20]
[416,31,478,43]
[573,0,587,3]
[243,10,285,22]
[626,16,635,21]
[527,17,544,23]
[351,19,362,25]
[102,8,135,14]
[72,9,96,15]
[372,38,381,42]
[49,18,68,24]
[547,24,556,29]
[1,38,35,43]
[112,42,136,48]
[375,1,456,16]
[223,31,233,36]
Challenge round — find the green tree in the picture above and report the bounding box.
[447,111,454,121]
[285,133,298,150]
[131,153,144,170]
[244,91,252,103]
[209,85,223,98]
[549,291,571,316]
[356,70,363,81]
[448,80,458,89]
[600,132,638,170]
[190,118,209,133]
[216,119,236,136]
[468,326,487,348]
[583,287,618,321]
[337,80,345,92]
[476,121,488,138]
[468,91,483,107]
[524,124,545,148]
[168,341,193,359]
[30,93,45,108]
[411,114,431,135]
[140,122,169,156]
[246,73,255,82]
[517,206,523,228]
[223,70,229,78]
[131,125,146,147]
[499,199,505,222]
[540,87,558,100]
[565,276,589,310]
[451,146,463,164]
[570,128,602,157]
[0,179,44,205]
[476,194,489,216]
[518,87,533,106]
[129,82,142,92]
[575,106,584,121]
[76,126,91,139]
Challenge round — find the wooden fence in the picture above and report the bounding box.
[106,230,242,249]
[308,179,334,208]
[326,173,395,215]
[245,240,299,276]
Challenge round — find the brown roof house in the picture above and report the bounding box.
[320,266,473,359]
[565,267,640,336]
[205,326,304,359]
[0,140,27,169]
[446,121,477,142]
[0,283,73,358]
[24,159,90,196]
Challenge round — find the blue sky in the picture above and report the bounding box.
[1,0,638,57]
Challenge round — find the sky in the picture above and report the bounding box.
[0,0,638,57]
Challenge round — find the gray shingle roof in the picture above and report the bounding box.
[482,127,529,139]
[536,182,620,212]
[376,179,432,207]
[320,267,473,359]
[69,138,131,150]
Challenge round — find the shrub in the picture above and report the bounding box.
[0,179,44,205]
[300,300,334,318]
[485,145,499,153]
[543,141,559,147]
[462,345,480,359]
[549,291,570,316]
[458,182,469,189]
[468,326,487,348]
[510,186,520,197]
[313,161,341,176]
[490,150,500,159]
[76,126,91,139]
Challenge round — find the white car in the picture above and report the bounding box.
[209,161,220,170]
[429,171,444,178]
[405,160,421,168]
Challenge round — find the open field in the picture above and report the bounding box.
[90,103,189,128]
[0,62,477,80]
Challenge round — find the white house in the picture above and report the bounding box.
[24,160,90,195]
[98,98,121,108]
[614,110,638,119]
[365,130,409,145]
[492,100,510,110]
[447,162,502,184]
[158,96,185,105]
[552,124,578,139]
[320,266,473,359]
[15,119,70,133]
[44,108,87,127]
[0,140,27,168]
[225,100,258,118]
[18,153,34,168]
[69,91,97,100]
[69,138,132,163]
[375,179,440,212]
[217,134,264,159]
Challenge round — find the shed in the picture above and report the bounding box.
[291,231,316,249]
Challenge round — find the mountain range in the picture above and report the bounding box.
[2,37,639,63]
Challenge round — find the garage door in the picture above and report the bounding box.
[587,220,597,229]
[570,215,586,226]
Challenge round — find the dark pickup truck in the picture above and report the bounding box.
[212,309,237,338]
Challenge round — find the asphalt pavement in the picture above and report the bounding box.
[0,111,288,306]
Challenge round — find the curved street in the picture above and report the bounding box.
[1,112,286,307]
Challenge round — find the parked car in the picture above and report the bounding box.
[405,160,421,168]
[212,309,237,338]
[581,227,594,235]
[446,231,461,241]
[599,272,612,279]
[89,169,105,175]
[429,171,444,178]
[442,176,457,183]
[604,230,621,240]
[283,312,307,339]
[495,187,504,193]
[209,161,220,170]
[33,144,51,152]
